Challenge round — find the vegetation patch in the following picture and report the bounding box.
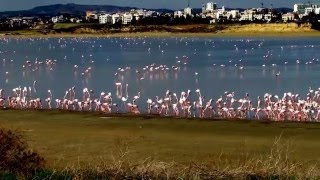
[0,127,45,177]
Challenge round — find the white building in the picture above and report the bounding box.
[294,3,320,15]
[305,7,314,15]
[216,11,225,19]
[203,2,217,13]
[52,17,58,23]
[206,2,214,11]
[294,4,308,14]
[304,5,320,15]
[282,13,295,22]
[86,11,99,20]
[112,14,121,24]
[145,11,155,17]
[215,6,226,19]
[51,15,64,23]
[136,9,145,17]
[220,6,226,13]
[122,13,133,25]
[254,14,264,21]
[70,18,81,23]
[131,9,145,17]
[184,7,192,17]
[240,13,253,21]
[204,12,216,19]
[229,10,240,19]
[264,14,272,22]
[209,19,216,24]
[174,10,184,18]
[99,14,112,24]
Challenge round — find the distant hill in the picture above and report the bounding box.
[0,3,293,18]
[275,8,294,13]
[0,3,174,17]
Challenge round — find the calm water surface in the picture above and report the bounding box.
[0,36,319,110]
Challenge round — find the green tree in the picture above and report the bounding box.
[131,16,137,26]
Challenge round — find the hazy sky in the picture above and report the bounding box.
[0,0,308,11]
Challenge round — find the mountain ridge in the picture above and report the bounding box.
[0,3,293,17]
[0,3,174,17]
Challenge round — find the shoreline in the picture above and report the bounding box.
[0,108,319,124]
[2,23,320,38]
[2,31,320,38]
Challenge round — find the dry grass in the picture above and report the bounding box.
[3,23,320,38]
[222,23,316,34]
[35,136,319,179]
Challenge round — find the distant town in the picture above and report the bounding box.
[1,2,320,32]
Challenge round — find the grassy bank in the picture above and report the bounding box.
[53,23,96,30]
[2,23,320,38]
[0,110,320,164]
[3,31,320,39]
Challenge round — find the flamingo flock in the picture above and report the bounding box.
[1,37,320,122]
[1,85,320,122]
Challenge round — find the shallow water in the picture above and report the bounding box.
[0,36,319,111]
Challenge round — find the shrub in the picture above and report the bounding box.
[0,127,45,176]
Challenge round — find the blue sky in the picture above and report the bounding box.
[0,0,308,11]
